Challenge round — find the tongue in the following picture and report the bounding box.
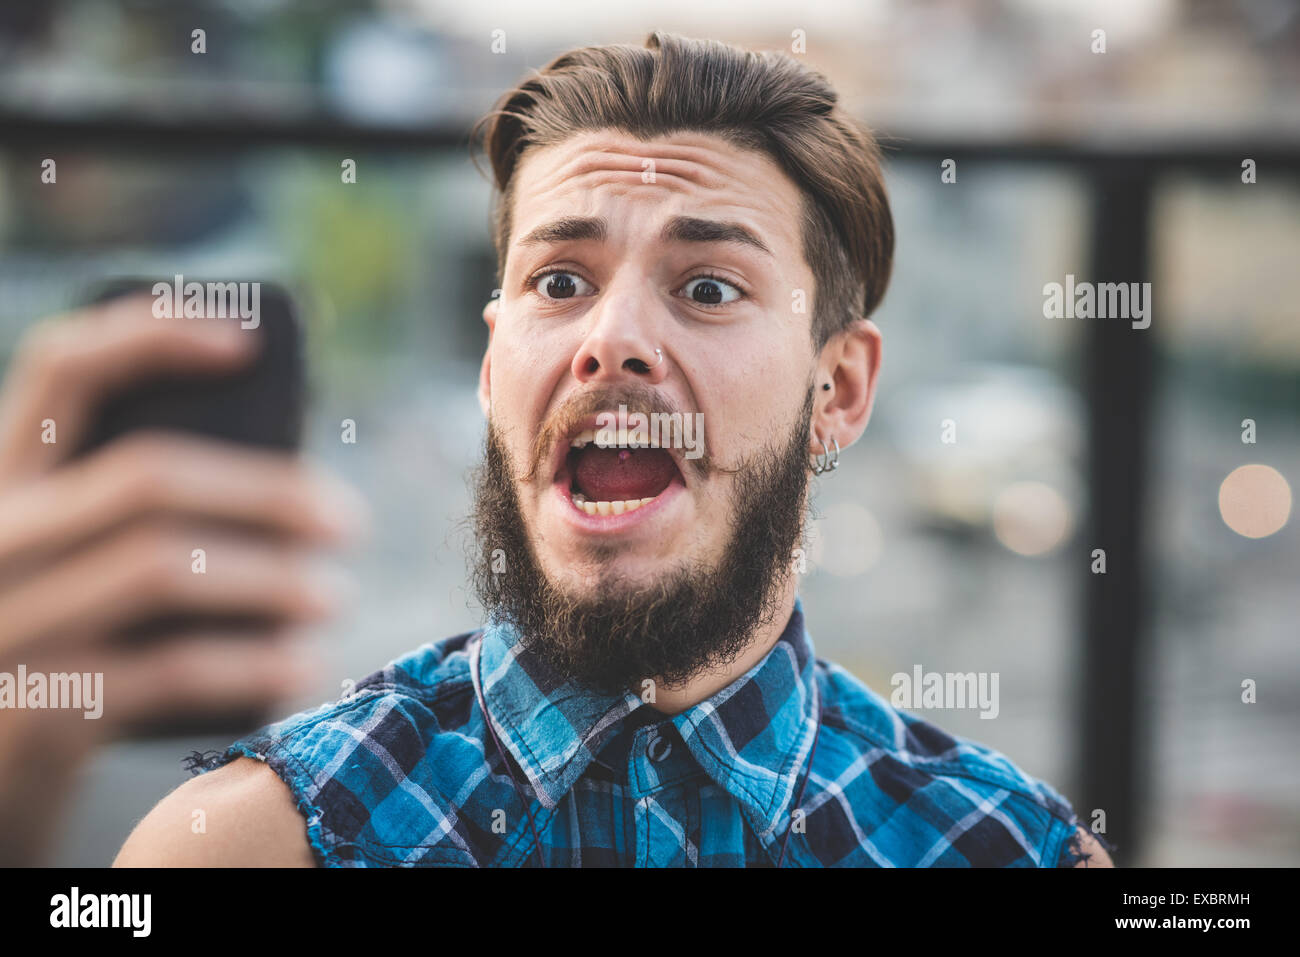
[573,446,677,502]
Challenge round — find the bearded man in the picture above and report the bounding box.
[116,31,1112,868]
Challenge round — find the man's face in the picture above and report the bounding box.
[481,130,819,595]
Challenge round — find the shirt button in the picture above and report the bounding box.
[646,732,673,763]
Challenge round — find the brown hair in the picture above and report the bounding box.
[471,30,894,350]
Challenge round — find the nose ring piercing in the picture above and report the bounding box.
[648,348,664,369]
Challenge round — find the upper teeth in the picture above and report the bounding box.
[569,427,653,449]
[571,492,655,515]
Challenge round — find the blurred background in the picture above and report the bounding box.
[0,0,1296,866]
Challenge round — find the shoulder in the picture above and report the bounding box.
[116,629,484,868]
[807,659,1085,867]
[114,755,315,866]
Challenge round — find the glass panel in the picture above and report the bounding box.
[1144,175,1300,865]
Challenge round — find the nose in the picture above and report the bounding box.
[570,285,669,387]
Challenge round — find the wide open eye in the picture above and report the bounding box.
[531,270,595,301]
[681,274,744,307]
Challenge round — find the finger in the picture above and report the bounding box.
[94,629,325,730]
[0,434,368,573]
[0,520,352,658]
[0,295,257,479]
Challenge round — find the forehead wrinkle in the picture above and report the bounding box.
[531,167,791,239]
[572,150,726,188]
[556,130,760,175]
[533,155,720,200]
[512,135,804,264]
[527,134,758,196]
[551,169,719,209]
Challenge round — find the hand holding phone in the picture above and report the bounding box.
[0,281,363,741]
[70,280,314,737]
[0,285,366,863]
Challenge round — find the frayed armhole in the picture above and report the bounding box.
[1057,825,1118,867]
[181,749,232,774]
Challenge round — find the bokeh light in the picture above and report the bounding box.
[992,481,1073,556]
[1219,464,1291,539]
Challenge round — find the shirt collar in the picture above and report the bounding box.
[471,596,820,837]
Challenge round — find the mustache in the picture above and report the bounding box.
[517,382,715,485]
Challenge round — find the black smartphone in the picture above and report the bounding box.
[71,277,306,739]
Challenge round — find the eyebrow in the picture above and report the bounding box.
[662,215,773,257]
[516,216,607,247]
[515,215,773,257]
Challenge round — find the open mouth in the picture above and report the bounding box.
[553,421,685,518]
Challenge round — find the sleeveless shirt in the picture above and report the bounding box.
[187,597,1093,867]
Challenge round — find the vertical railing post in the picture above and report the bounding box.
[1076,160,1157,864]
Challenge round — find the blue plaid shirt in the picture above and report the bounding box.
[189,597,1094,866]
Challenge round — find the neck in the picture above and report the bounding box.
[640,576,798,716]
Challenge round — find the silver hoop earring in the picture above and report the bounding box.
[810,436,839,475]
[810,437,828,474]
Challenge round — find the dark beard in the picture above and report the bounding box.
[468,383,815,696]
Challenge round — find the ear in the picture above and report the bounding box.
[809,318,882,455]
[477,297,499,418]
